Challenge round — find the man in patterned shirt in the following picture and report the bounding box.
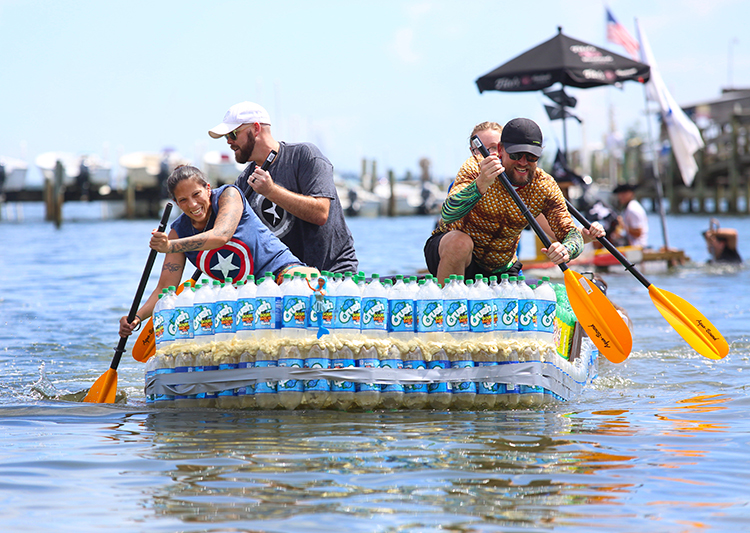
[424,118,590,285]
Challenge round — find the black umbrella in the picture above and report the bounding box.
[476,26,650,157]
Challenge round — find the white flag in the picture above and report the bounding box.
[636,19,704,186]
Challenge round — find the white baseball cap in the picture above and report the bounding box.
[208,101,271,138]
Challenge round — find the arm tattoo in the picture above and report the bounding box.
[169,236,208,253]
[162,260,182,273]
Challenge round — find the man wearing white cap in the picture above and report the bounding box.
[209,101,358,274]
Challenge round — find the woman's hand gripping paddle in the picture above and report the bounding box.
[84,203,173,403]
[470,136,632,363]
[566,200,728,360]
[131,149,279,363]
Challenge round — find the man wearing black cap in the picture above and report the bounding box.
[424,117,587,283]
[613,183,648,248]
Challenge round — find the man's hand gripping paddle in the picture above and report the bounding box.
[470,135,632,363]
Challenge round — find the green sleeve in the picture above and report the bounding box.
[440,182,482,223]
[561,228,584,260]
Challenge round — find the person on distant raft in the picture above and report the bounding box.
[207,101,359,274]
[703,218,742,264]
[424,117,602,284]
[118,165,317,338]
[612,183,649,248]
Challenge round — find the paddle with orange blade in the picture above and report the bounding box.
[471,136,632,363]
[131,149,279,363]
[566,200,728,360]
[84,203,173,403]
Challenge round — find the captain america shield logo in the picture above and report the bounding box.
[197,238,254,282]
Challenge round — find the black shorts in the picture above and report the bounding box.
[423,232,522,284]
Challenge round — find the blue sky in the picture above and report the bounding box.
[1,0,748,186]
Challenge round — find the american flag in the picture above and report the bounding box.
[606,8,640,61]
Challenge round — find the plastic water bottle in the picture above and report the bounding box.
[152,290,166,349]
[329,345,356,411]
[379,345,404,409]
[192,280,215,345]
[442,275,469,341]
[402,345,428,409]
[516,275,537,339]
[495,274,518,339]
[534,276,557,345]
[334,271,361,338]
[360,273,389,338]
[415,275,444,342]
[281,272,309,339]
[468,275,494,340]
[427,347,452,409]
[355,345,381,410]
[304,344,331,409]
[214,278,237,342]
[277,345,303,410]
[388,275,414,341]
[255,272,282,338]
[156,285,177,348]
[235,276,256,339]
[172,281,195,345]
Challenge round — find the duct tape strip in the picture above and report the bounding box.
[146,360,586,400]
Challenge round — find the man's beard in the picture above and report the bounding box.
[234,134,256,164]
[506,167,533,188]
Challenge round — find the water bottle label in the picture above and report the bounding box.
[380,358,403,393]
[154,367,174,402]
[538,301,556,334]
[282,296,308,329]
[202,365,219,398]
[153,313,166,343]
[217,363,239,396]
[309,296,334,327]
[304,358,331,391]
[361,297,388,331]
[331,358,355,392]
[498,298,518,332]
[255,297,280,330]
[214,301,236,333]
[356,357,379,392]
[335,295,361,329]
[427,359,451,394]
[476,361,499,395]
[278,358,303,392]
[389,299,414,333]
[416,300,443,333]
[468,299,493,333]
[443,299,468,333]
[254,360,277,394]
[451,359,477,394]
[237,361,255,396]
[236,298,255,331]
[193,304,214,336]
[518,299,538,332]
[173,307,193,340]
[403,359,427,393]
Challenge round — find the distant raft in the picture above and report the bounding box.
[144,332,599,410]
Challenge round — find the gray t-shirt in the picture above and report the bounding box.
[235,141,358,273]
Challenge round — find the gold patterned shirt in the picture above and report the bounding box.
[434,155,582,272]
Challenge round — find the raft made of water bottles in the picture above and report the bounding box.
[145,271,599,410]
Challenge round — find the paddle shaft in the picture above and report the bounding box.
[470,136,569,272]
[565,200,651,288]
[110,203,173,371]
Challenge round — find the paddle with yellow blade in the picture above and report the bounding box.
[84,202,173,403]
[565,200,728,360]
[131,149,279,363]
[470,136,632,363]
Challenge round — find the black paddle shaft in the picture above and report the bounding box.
[110,203,173,371]
[564,200,652,288]
[469,135,569,273]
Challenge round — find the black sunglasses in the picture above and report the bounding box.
[508,152,539,163]
[226,127,243,141]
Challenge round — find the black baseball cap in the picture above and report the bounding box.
[501,118,543,157]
